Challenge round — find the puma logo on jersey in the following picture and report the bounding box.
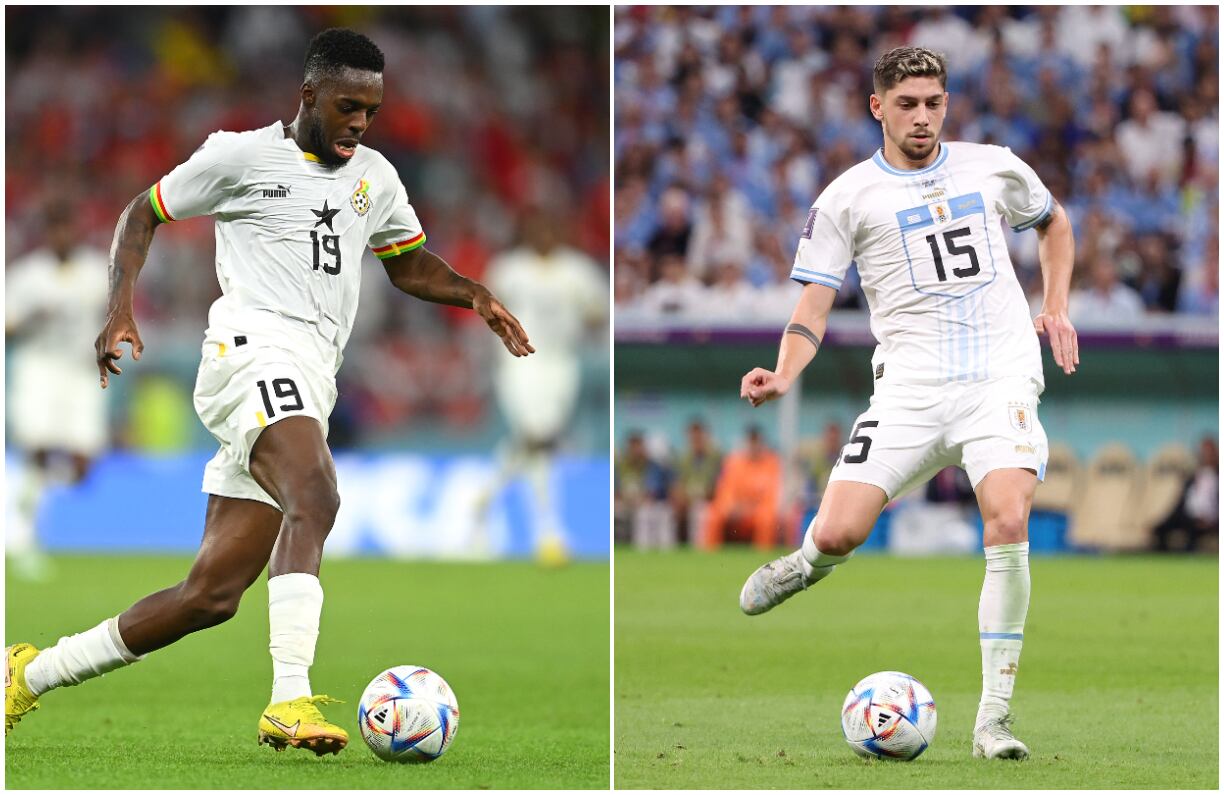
[261,184,292,199]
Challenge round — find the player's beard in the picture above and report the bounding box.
[305,114,346,167]
[895,132,937,163]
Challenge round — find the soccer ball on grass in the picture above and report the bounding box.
[358,665,460,762]
[840,671,936,761]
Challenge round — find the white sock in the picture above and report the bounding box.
[525,452,565,548]
[977,542,1029,725]
[24,617,141,696]
[268,573,323,703]
[9,463,46,557]
[799,525,853,582]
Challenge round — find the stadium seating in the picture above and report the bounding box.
[1068,444,1144,550]
[1137,442,1197,535]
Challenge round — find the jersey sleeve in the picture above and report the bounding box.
[150,131,245,222]
[4,260,37,328]
[997,147,1054,233]
[368,178,426,260]
[789,185,854,290]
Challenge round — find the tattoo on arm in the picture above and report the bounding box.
[785,323,821,351]
[107,194,158,310]
[1035,201,1060,232]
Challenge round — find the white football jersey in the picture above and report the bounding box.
[6,245,109,368]
[791,142,1052,388]
[152,121,425,373]
[487,245,606,363]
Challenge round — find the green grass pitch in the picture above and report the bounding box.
[615,549,1218,789]
[6,555,609,789]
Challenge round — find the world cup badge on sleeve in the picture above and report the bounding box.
[351,178,373,216]
[802,207,819,239]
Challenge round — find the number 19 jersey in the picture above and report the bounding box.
[791,142,1052,389]
[152,120,426,374]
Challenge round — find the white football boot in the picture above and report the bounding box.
[739,550,811,615]
[973,714,1029,760]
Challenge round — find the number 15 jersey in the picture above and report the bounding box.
[791,142,1053,389]
[151,120,426,374]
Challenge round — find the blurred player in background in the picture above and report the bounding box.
[5,205,109,580]
[738,47,1078,761]
[483,208,607,565]
[5,28,532,754]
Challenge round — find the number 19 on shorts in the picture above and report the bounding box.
[256,378,304,421]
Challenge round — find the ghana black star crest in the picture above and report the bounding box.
[311,200,340,231]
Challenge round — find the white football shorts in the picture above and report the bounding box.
[494,354,580,443]
[827,376,1049,500]
[9,355,107,455]
[193,331,336,509]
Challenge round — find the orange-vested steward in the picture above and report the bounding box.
[703,448,782,550]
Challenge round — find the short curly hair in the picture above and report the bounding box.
[303,28,384,84]
[873,46,948,96]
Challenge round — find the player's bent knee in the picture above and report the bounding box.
[983,512,1028,546]
[176,581,243,629]
[282,472,341,531]
[810,522,865,557]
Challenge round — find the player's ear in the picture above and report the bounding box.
[869,94,883,121]
[301,83,315,108]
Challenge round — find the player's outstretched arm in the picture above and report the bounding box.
[383,246,535,357]
[96,190,161,388]
[740,283,837,407]
[1032,201,1078,376]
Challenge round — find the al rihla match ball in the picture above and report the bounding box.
[840,671,937,761]
[358,665,460,762]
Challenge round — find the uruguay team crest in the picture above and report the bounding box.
[1008,403,1031,433]
[351,178,373,216]
[930,201,949,225]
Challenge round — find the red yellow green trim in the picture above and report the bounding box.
[149,182,175,223]
[371,232,426,259]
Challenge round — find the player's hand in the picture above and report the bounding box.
[95,311,145,389]
[473,289,535,357]
[1034,309,1078,375]
[740,368,791,407]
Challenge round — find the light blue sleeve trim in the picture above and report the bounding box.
[979,632,1024,641]
[791,266,844,285]
[790,274,842,290]
[1010,192,1054,232]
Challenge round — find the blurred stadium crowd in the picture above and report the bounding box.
[614,6,1218,324]
[6,6,608,452]
[615,420,1219,554]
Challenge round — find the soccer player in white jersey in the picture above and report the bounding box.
[5,205,110,580]
[484,208,608,565]
[5,29,533,755]
[737,48,1078,761]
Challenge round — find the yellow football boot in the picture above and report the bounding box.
[258,694,348,756]
[5,643,41,735]
[536,535,571,569]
